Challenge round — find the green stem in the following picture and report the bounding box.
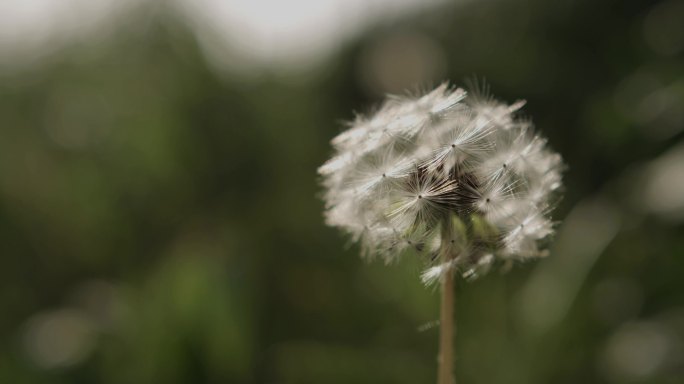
[438,221,455,384]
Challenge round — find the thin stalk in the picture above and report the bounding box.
[438,222,455,384]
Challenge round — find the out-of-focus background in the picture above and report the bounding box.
[0,0,683,383]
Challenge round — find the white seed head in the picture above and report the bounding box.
[319,83,564,282]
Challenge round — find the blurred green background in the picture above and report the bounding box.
[1,0,683,383]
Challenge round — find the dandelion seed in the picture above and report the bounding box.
[319,82,564,281]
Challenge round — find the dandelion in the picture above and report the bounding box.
[319,82,563,384]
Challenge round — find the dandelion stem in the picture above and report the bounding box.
[438,223,455,384]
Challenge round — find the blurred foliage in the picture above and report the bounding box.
[0,0,683,383]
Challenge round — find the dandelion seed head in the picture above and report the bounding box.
[319,82,564,282]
